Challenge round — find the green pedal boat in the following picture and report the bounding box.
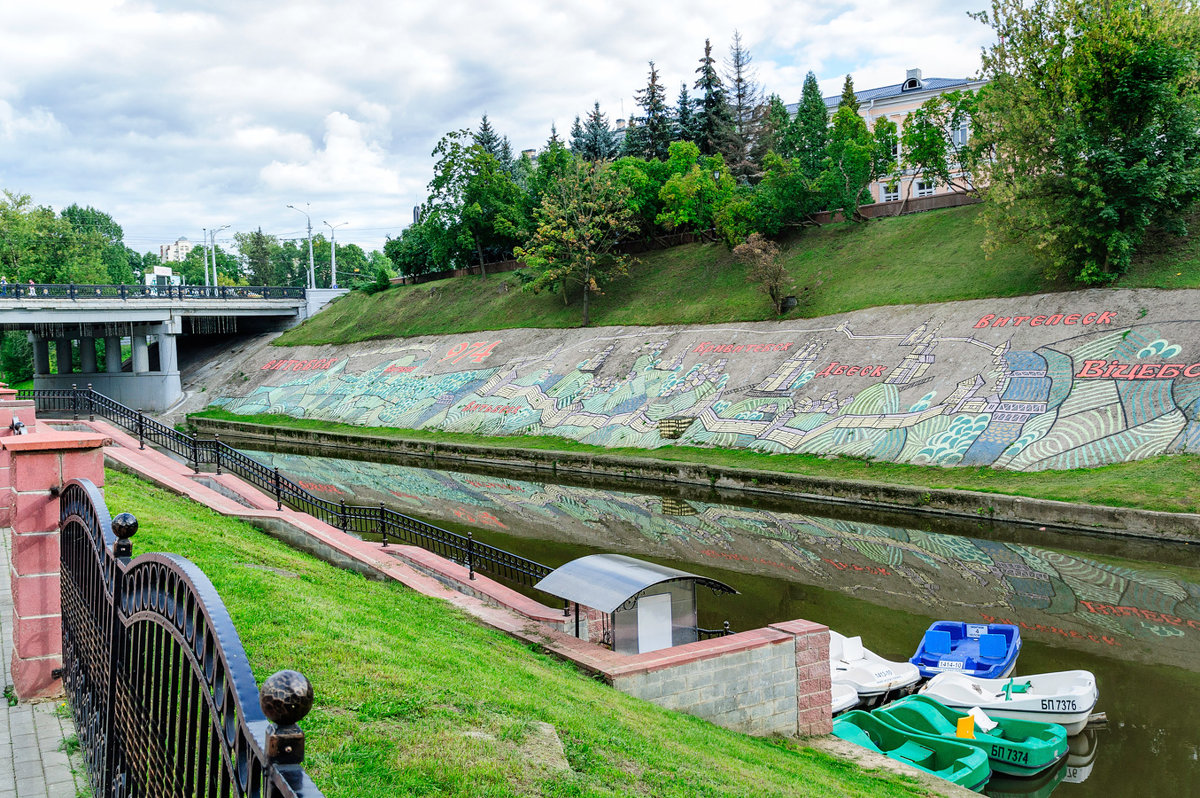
[874,695,1068,777]
[832,710,991,792]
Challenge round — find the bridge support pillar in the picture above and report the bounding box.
[79,336,97,373]
[54,339,72,375]
[104,335,122,373]
[31,337,50,375]
[157,328,178,374]
[131,334,149,373]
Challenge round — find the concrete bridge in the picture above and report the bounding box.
[0,283,346,410]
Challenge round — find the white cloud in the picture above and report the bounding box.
[0,0,992,255]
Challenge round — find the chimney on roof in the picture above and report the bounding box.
[902,68,924,91]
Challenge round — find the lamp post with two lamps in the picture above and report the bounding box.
[323,221,348,289]
[287,203,315,289]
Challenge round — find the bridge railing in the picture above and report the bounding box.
[0,283,306,300]
[59,478,324,797]
[24,386,554,589]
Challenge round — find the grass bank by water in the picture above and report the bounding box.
[276,205,1200,346]
[103,469,926,798]
[189,407,1200,514]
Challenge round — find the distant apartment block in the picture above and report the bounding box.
[805,68,987,204]
[159,237,195,263]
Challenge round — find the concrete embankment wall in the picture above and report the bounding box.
[205,287,1200,475]
[191,416,1200,543]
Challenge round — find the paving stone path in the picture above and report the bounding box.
[0,532,86,798]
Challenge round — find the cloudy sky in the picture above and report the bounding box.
[0,0,993,258]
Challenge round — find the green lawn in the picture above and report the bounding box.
[189,408,1200,514]
[103,469,926,798]
[276,204,1200,346]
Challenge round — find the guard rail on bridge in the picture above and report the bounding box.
[2,283,305,300]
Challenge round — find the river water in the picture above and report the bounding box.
[244,446,1200,797]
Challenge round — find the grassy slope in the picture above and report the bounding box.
[190,408,1200,513]
[277,204,1200,346]
[104,469,926,798]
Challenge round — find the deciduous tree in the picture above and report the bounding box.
[972,0,1200,283]
[516,159,637,326]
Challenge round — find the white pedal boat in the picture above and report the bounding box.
[920,669,1098,735]
[831,681,860,715]
[830,630,921,705]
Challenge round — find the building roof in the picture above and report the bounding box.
[784,72,982,116]
[534,553,736,613]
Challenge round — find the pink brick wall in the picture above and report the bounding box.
[3,413,108,700]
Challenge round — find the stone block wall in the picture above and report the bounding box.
[609,621,831,737]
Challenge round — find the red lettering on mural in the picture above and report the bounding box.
[389,490,421,502]
[691,341,794,355]
[384,365,417,374]
[441,340,501,365]
[814,362,889,379]
[973,311,1114,329]
[1077,359,1200,380]
[463,479,520,491]
[297,479,343,495]
[821,558,891,576]
[462,401,521,414]
[262,357,339,372]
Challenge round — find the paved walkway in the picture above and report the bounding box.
[0,532,85,798]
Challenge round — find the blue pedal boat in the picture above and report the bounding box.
[910,622,1021,680]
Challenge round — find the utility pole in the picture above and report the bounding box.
[324,221,347,289]
[202,228,209,287]
[287,203,315,289]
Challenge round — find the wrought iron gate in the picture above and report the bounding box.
[58,478,324,797]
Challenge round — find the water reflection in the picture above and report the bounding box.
[242,448,1200,797]
[249,449,1200,672]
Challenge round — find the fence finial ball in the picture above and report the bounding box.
[261,670,314,726]
[112,512,138,540]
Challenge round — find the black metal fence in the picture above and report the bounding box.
[24,386,553,589]
[0,282,305,300]
[59,478,324,797]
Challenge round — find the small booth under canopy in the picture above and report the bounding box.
[535,553,737,655]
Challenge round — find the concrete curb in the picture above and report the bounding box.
[190,416,1200,544]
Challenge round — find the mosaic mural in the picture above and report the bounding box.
[216,289,1200,470]
[251,449,1200,671]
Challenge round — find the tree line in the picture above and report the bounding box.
[389,0,1200,316]
[0,190,392,291]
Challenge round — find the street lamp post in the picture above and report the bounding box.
[209,224,230,291]
[323,221,348,289]
[287,203,315,290]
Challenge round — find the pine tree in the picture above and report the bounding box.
[474,114,503,157]
[498,136,516,175]
[693,38,734,158]
[723,31,764,177]
[675,82,699,143]
[787,71,830,180]
[839,74,860,114]
[631,61,673,161]
[579,102,619,161]
[751,94,791,164]
[569,115,585,155]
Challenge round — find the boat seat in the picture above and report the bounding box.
[924,630,952,656]
[978,633,1007,659]
[893,740,936,767]
[842,636,865,662]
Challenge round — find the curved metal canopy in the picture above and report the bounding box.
[534,553,737,614]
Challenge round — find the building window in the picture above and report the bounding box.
[882,183,900,202]
[951,120,970,148]
[915,179,937,198]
